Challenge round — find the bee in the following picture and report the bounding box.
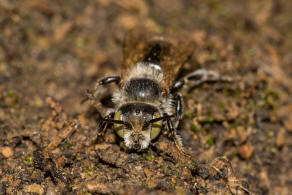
[88,28,225,153]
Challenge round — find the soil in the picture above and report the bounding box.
[0,0,292,194]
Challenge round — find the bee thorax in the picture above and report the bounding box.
[128,62,163,82]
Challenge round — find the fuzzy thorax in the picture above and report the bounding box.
[127,62,164,82]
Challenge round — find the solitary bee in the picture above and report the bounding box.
[88,28,225,153]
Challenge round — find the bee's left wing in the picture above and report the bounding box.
[154,35,194,89]
[122,28,194,89]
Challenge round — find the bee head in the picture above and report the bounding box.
[113,103,164,150]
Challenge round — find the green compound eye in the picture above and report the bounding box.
[151,112,162,140]
[114,111,124,138]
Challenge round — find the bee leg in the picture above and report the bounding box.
[97,112,115,137]
[186,69,234,86]
[170,80,185,94]
[82,75,120,104]
[83,76,120,109]
[173,93,183,120]
[94,76,121,89]
[81,89,95,104]
[166,117,189,156]
[171,69,233,93]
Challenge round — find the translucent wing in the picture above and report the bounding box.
[122,28,194,88]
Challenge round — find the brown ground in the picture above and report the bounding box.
[1,0,292,194]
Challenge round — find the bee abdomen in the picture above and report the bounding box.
[143,43,161,64]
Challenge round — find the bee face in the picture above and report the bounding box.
[114,103,162,150]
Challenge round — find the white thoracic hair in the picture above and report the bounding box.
[128,62,164,82]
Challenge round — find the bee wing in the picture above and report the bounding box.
[122,28,194,88]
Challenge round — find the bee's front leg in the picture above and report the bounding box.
[81,76,121,105]
[94,76,121,89]
[97,112,115,137]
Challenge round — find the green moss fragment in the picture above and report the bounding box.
[229,123,236,129]
[26,156,34,164]
[233,88,241,96]
[210,54,218,61]
[170,183,176,190]
[223,89,229,96]
[248,99,255,109]
[248,49,255,56]
[207,136,215,147]
[142,154,155,161]
[219,103,225,110]
[205,117,214,123]
[91,166,97,171]
[66,142,72,148]
[13,104,20,109]
[7,89,14,97]
[175,163,181,168]
[270,147,277,155]
[190,123,197,132]
[184,112,192,118]
[156,25,164,34]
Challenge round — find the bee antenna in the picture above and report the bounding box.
[143,114,174,130]
[100,118,132,129]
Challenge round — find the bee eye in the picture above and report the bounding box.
[150,112,162,140]
[114,111,124,138]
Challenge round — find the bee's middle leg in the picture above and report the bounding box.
[165,116,188,155]
[173,93,183,120]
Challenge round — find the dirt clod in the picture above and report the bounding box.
[284,116,292,133]
[0,147,14,158]
[276,128,286,148]
[86,182,111,194]
[238,142,254,160]
[24,184,44,195]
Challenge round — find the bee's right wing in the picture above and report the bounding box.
[122,28,154,78]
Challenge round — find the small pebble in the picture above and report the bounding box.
[284,116,292,132]
[238,142,254,159]
[25,184,44,195]
[144,168,152,178]
[0,146,14,158]
[276,128,285,148]
[236,126,247,143]
[46,186,57,195]
[86,182,110,194]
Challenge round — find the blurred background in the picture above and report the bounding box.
[0,0,292,194]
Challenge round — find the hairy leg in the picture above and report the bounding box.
[173,93,183,120]
[82,76,121,116]
[97,112,115,137]
[94,76,121,89]
[166,116,189,156]
[171,69,233,93]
